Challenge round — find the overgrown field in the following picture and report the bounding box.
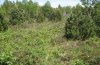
[0,21,100,65]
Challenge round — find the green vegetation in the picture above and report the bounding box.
[0,0,100,65]
[0,0,63,27]
[65,7,95,40]
[0,22,100,65]
[65,0,100,40]
[0,13,8,31]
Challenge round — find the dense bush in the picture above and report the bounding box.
[65,13,95,40]
[51,9,62,22]
[65,1,100,40]
[0,52,16,65]
[78,15,95,40]
[9,8,27,25]
[93,2,100,37]
[0,14,8,31]
[41,1,53,21]
[71,59,87,65]
[36,12,45,23]
[65,14,79,39]
[1,0,63,26]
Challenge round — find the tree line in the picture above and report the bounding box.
[0,0,100,40]
[0,0,64,24]
[0,0,71,31]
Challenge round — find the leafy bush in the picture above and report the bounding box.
[71,59,87,65]
[65,14,79,39]
[36,12,45,23]
[92,2,100,37]
[0,52,16,65]
[65,13,95,40]
[9,8,27,25]
[89,56,100,65]
[78,15,95,40]
[49,9,62,22]
[0,14,8,32]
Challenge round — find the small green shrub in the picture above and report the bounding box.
[89,56,100,65]
[49,9,62,22]
[0,51,16,65]
[0,14,8,32]
[65,14,79,39]
[71,59,87,65]
[36,12,45,23]
[9,8,26,25]
[93,2,100,37]
[78,15,95,40]
[65,13,95,40]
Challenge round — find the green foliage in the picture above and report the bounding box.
[80,0,99,7]
[80,0,100,38]
[80,38,100,65]
[36,12,45,22]
[93,2,100,37]
[89,56,100,65]
[78,15,95,40]
[0,13,8,31]
[2,0,14,14]
[0,0,99,65]
[41,1,53,21]
[48,9,62,22]
[0,22,65,65]
[0,51,16,65]
[65,14,79,39]
[71,59,86,65]
[25,1,39,19]
[9,8,26,25]
[41,1,62,22]
[1,0,64,26]
[0,20,100,65]
[65,5,96,40]
[65,2,100,40]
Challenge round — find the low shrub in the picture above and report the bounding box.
[65,13,96,40]
[0,14,8,32]
[71,59,87,65]
[9,8,27,25]
[0,51,16,65]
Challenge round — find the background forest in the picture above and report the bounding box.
[0,0,100,65]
